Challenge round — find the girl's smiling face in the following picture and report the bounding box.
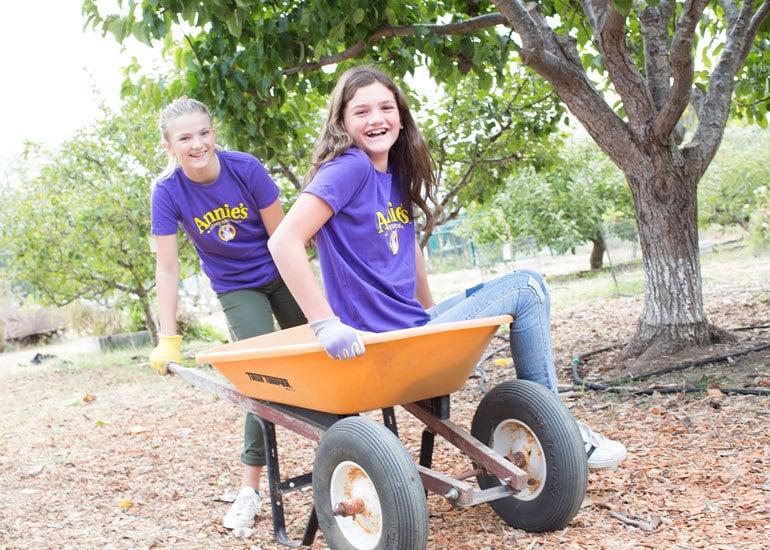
[343,82,402,172]
[163,112,219,182]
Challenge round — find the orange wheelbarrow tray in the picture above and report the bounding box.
[170,315,587,549]
[195,314,513,414]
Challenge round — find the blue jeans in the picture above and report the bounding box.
[426,270,558,393]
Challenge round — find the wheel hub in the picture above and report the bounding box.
[329,460,382,549]
[491,419,547,500]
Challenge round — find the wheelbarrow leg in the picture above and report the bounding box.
[262,419,319,547]
[419,430,435,470]
[381,406,399,437]
[417,396,449,489]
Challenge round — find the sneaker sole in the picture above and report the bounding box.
[223,517,257,529]
[587,451,627,470]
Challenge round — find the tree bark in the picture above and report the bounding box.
[589,234,606,270]
[625,163,711,358]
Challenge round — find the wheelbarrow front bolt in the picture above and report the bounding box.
[332,498,366,517]
[444,488,460,501]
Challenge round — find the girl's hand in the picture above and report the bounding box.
[310,316,365,360]
[149,334,183,374]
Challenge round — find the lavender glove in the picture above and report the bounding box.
[310,316,365,360]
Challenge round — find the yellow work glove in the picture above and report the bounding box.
[149,335,183,375]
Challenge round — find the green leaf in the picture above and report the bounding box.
[352,8,365,25]
[225,11,243,38]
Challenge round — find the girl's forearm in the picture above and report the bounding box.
[155,267,179,335]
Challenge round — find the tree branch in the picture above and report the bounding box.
[653,0,709,139]
[690,0,769,171]
[478,152,525,165]
[580,0,601,33]
[270,160,301,190]
[440,161,478,208]
[736,93,770,107]
[283,14,507,75]
[717,0,739,28]
[597,2,655,132]
[690,86,706,118]
[741,0,770,61]
[640,1,675,110]
[185,34,203,66]
[492,0,649,176]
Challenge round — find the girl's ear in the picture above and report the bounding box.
[162,141,174,155]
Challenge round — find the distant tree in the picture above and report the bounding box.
[698,126,770,231]
[461,140,635,270]
[419,66,565,246]
[0,101,197,344]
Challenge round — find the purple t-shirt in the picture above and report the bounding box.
[151,150,280,293]
[304,148,430,332]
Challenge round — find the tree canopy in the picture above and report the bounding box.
[0,101,197,343]
[418,65,565,243]
[84,0,770,356]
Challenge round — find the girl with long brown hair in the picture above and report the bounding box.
[269,66,626,469]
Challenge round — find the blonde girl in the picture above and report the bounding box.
[149,97,306,530]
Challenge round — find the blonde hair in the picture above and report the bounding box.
[305,66,439,233]
[156,97,213,180]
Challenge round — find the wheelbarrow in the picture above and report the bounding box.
[170,314,587,549]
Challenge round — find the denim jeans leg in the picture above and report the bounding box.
[427,270,558,393]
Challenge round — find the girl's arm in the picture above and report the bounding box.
[259,198,285,237]
[268,193,364,359]
[149,234,184,374]
[154,234,180,335]
[415,243,435,309]
[268,193,336,321]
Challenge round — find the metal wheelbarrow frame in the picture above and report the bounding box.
[169,315,587,548]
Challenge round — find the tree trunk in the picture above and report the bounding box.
[625,166,713,358]
[589,233,606,270]
[136,287,158,346]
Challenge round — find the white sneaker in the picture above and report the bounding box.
[223,487,262,529]
[577,421,627,469]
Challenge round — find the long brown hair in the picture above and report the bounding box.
[304,66,439,233]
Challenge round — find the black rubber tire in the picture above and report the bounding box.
[313,417,428,550]
[471,380,587,532]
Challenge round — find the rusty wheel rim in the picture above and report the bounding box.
[491,419,547,500]
[329,460,382,549]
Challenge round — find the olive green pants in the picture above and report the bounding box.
[217,277,306,467]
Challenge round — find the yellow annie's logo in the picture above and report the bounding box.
[194,202,249,234]
[218,223,236,241]
[376,202,410,234]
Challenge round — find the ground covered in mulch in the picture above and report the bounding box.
[1,266,768,549]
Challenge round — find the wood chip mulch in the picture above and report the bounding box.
[1,293,768,549]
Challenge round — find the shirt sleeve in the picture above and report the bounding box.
[247,158,280,209]
[304,150,370,213]
[151,183,179,236]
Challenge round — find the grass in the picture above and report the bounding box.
[549,272,645,309]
